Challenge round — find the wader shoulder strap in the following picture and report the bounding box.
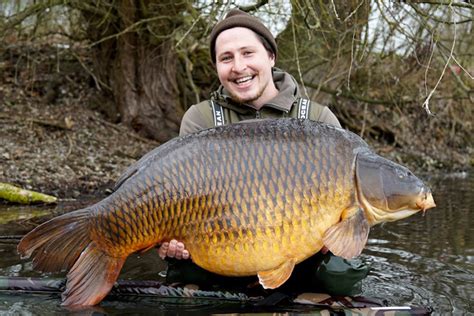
[210,100,225,127]
[297,97,311,119]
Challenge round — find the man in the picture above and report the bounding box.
[158,8,369,296]
[179,9,340,135]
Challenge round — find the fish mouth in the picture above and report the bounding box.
[416,190,436,214]
[364,188,436,224]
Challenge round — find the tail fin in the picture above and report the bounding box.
[62,242,125,306]
[17,208,125,306]
[18,209,92,272]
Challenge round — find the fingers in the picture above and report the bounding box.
[182,249,190,260]
[172,240,182,259]
[158,242,169,260]
[157,239,190,260]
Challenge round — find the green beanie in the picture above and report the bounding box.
[209,9,277,64]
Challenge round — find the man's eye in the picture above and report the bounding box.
[220,56,232,62]
[243,51,253,56]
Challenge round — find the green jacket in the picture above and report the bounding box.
[179,68,340,136]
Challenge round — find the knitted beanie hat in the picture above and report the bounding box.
[209,9,277,64]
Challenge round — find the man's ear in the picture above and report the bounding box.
[269,52,275,67]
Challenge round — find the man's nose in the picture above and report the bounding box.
[232,55,247,72]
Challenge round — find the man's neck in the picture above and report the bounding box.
[250,84,279,110]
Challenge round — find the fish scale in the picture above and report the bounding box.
[17,119,435,306]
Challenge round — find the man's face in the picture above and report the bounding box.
[215,27,276,107]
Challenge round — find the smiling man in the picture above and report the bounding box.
[179,8,340,136]
[214,25,278,107]
[159,9,368,297]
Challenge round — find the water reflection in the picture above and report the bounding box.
[361,173,473,314]
[0,174,471,314]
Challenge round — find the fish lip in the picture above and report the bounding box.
[416,190,436,213]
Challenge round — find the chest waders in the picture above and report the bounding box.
[209,97,312,127]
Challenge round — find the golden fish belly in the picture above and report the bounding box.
[184,202,350,276]
[171,177,353,276]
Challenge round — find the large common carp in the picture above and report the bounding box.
[18,119,435,306]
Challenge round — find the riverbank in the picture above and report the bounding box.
[0,103,156,198]
[0,45,471,199]
[1,95,470,199]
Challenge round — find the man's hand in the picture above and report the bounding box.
[158,239,190,260]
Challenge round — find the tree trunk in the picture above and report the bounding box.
[85,1,185,143]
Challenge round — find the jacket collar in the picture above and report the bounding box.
[212,68,301,114]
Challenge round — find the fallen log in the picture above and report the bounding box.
[0,182,57,204]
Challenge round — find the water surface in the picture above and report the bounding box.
[0,173,471,314]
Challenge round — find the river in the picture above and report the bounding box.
[0,173,471,315]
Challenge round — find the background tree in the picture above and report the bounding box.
[0,0,472,169]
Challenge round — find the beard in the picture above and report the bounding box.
[228,81,267,105]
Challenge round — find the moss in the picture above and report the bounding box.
[0,183,57,204]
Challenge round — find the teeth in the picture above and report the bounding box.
[235,76,253,84]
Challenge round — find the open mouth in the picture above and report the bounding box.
[233,75,255,86]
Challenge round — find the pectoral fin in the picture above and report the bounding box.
[257,258,296,289]
[323,207,369,259]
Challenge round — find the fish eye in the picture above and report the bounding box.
[395,168,410,179]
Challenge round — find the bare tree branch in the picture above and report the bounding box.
[2,0,108,35]
[406,0,474,9]
[88,16,175,47]
[422,3,458,115]
[238,0,269,12]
